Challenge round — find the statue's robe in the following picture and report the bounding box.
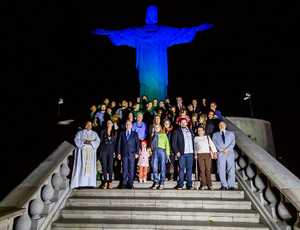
[105,25,199,101]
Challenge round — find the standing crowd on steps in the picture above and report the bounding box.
[70,96,236,191]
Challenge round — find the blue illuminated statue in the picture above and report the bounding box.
[92,6,213,101]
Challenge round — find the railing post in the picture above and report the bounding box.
[238,153,248,180]
[294,210,300,230]
[51,170,63,202]
[41,178,55,215]
[253,168,268,205]
[15,204,31,230]
[234,149,240,170]
[264,180,280,221]
[29,189,46,230]
[60,158,70,189]
[277,193,297,230]
[245,161,256,191]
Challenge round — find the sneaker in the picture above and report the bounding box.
[142,178,147,183]
[139,179,143,183]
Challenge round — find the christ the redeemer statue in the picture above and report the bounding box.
[92,5,213,101]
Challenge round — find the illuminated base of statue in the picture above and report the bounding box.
[140,83,167,102]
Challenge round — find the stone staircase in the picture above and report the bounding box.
[51,174,270,229]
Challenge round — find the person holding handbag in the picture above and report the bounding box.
[150,123,170,190]
[194,126,217,190]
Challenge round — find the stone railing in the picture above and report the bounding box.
[224,117,300,230]
[226,116,276,157]
[0,141,74,230]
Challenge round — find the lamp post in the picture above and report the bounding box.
[244,92,254,117]
[58,98,63,118]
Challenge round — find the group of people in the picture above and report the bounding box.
[70,96,236,191]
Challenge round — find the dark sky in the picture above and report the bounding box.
[1,0,299,199]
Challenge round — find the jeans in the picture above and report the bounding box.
[178,153,193,187]
[101,152,114,183]
[152,147,167,185]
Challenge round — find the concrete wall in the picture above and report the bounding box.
[226,117,276,157]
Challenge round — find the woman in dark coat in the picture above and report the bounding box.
[98,120,117,189]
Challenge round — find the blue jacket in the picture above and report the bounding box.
[117,130,140,157]
[212,130,235,158]
[214,110,223,121]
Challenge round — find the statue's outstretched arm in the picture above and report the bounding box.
[91,27,137,47]
[197,23,214,31]
[91,29,107,35]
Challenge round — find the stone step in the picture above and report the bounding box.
[52,218,269,230]
[60,206,260,223]
[67,196,252,209]
[73,188,245,199]
[96,180,238,189]
[99,173,217,181]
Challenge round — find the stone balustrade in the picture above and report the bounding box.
[224,117,300,230]
[0,141,74,230]
[0,207,25,230]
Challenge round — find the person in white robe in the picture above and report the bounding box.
[70,121,100,189]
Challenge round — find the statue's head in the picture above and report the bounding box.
[145,5,157,24]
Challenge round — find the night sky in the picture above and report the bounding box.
[1,1,299,200]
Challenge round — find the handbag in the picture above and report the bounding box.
[206,135,215,159]
[166,158,174,174]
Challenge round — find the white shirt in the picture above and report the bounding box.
[181,128,193,154]
[194,135,217,154]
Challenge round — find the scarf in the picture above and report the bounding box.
[151,132,160,152]
[163,126,173,135]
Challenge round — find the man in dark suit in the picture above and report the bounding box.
[175,96,186,116]
[172,118,195,189]
[192,99,201,114]
[117,120,140,189]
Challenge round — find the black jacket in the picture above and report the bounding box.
[165,127,174,154]
[172,127,195,156]
[98,129,117,154]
